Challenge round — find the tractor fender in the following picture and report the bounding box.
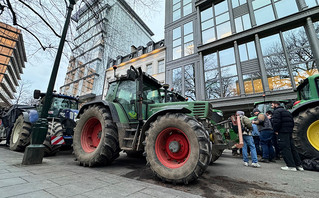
[141,107,191,134]
[78,100,120,122]
[290,99,319,116]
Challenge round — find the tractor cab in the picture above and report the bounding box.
[293,74,319,108]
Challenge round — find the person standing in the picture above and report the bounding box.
[271,101,304,171]
[266,110,280,160]
[252,123,262,156]
[236,111,261,168]
[252,108,275,163]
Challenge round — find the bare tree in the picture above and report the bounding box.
[13,80,32,105]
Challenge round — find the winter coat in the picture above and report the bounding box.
[272,106,294,133]
[240,115,253,136]
[254,113,273,132]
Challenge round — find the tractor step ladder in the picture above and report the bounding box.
[123,128,137,150]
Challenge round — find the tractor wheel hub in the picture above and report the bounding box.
[169,141,180,153]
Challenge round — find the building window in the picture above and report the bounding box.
[173,27,182,60]
[147,63,152,75]
[172,67,182,94]
[158,60,165,73]
[282,26,318,86]
[201,8,215,44]
[173,0,181,21]
[274,0,298,18]
[234,14,251,33]
[184,21,194,56]
[306,0,319,8]
[204,47,239,99]
[183,0,192,16]
[260,34,292,91]
[252,0,275,26]
[172,64,196,100]
[243,73,264,94]
[238,41,257,61]
[200,1,231,44]
[232,0,247,8]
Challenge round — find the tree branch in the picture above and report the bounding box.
[17,0,61,38]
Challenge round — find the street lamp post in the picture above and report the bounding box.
[22,0,77,165]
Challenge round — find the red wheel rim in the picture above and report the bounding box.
[81,117,102,153]
[155,127,190,169]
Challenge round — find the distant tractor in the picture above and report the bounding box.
[73,66,227,184]
[291,74,319,159]
[0,91,79,156]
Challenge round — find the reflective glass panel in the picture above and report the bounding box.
[201,8,213,22]
[202,19,214,31]
[173,9,181,21]
[173,27,181,40]
[184,22,193,35]
[184,41,194,56]
[183,3,192,16]
[267,69,292,91]
[254,5,275,25]
[216,21,231,39]
[183,0,191,5]
[235,17,243,33]
[221,64,237,77]
[185,64,196,100]
[260,34,283,56]
[275,0,298,18]
[252,0,271,10]
[173,38,181,47]
[306,0,318,8]
[173,67,182,94]
[202,28,216,44]
[215,1,228,16]
[247,41,257,59]
[204,52,218,70]
[223,76,239,97]
[219,47,235,66]
[205,79,221,99]
[242,14,251,30]
[184,33,193,43]
[239,44,248,61]
[292,62,318,86]
[173,46,182,60]
[216,12,230,25]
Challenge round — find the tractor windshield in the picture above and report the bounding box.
[143,82,161,103]
[298,80,311,100]
[255,102,286,113]
[51,98,78,110]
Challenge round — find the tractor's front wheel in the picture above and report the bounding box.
[293,106,319,159]
[73,105,120,167]
[145,113,211,184]
[9,115,31,151]
[43,121,63,156]
[210,132,224,163]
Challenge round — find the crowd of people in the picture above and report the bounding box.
[235,101,304,171]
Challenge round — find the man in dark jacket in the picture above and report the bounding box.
[252,108,275,163]
[271,101,304,171]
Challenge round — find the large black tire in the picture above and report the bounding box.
[293,106,319,159]
[73,105,120,167]
[210,131,224,164]
[9,115,31,151]
[43,121,63,156]
[145,113,212,184]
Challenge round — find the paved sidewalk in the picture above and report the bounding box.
[0,147,201,198]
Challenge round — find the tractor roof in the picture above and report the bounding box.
[39,93,78,101]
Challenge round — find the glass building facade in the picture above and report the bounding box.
[165,0,319,114]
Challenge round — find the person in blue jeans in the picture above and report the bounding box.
[236,111,261,168]
[252,123,262,156]
[252,108,275,163]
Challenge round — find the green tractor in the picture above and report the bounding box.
[291,74,319,159]
[73,66,226,184]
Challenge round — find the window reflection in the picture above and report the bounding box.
[204,52,218,70]
[275,0,298,18]
[243,73,264,94]
[305,0,318,8]
[254,5,275,25]
[185,64,196,100]
[219,48,235,66]
[173,0,181,21]
[173,67,182,94]
[282,26,318,86]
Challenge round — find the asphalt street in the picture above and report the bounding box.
[0,144,318,198]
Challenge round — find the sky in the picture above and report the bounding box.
[19,0,165,94]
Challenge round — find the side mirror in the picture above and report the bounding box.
[34,90,41,99]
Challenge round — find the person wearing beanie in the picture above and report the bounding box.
[252,108,275,163]
[236,111,261,168]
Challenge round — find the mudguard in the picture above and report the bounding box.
[78,100,120,122]
[141,107,191,134]
[291,99,319,116]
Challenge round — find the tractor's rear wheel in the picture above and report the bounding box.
[293,106,319,159]
[145,113,211,184]
[9,115,31,151]
[73,105,120,167]
[43,121,63,156]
